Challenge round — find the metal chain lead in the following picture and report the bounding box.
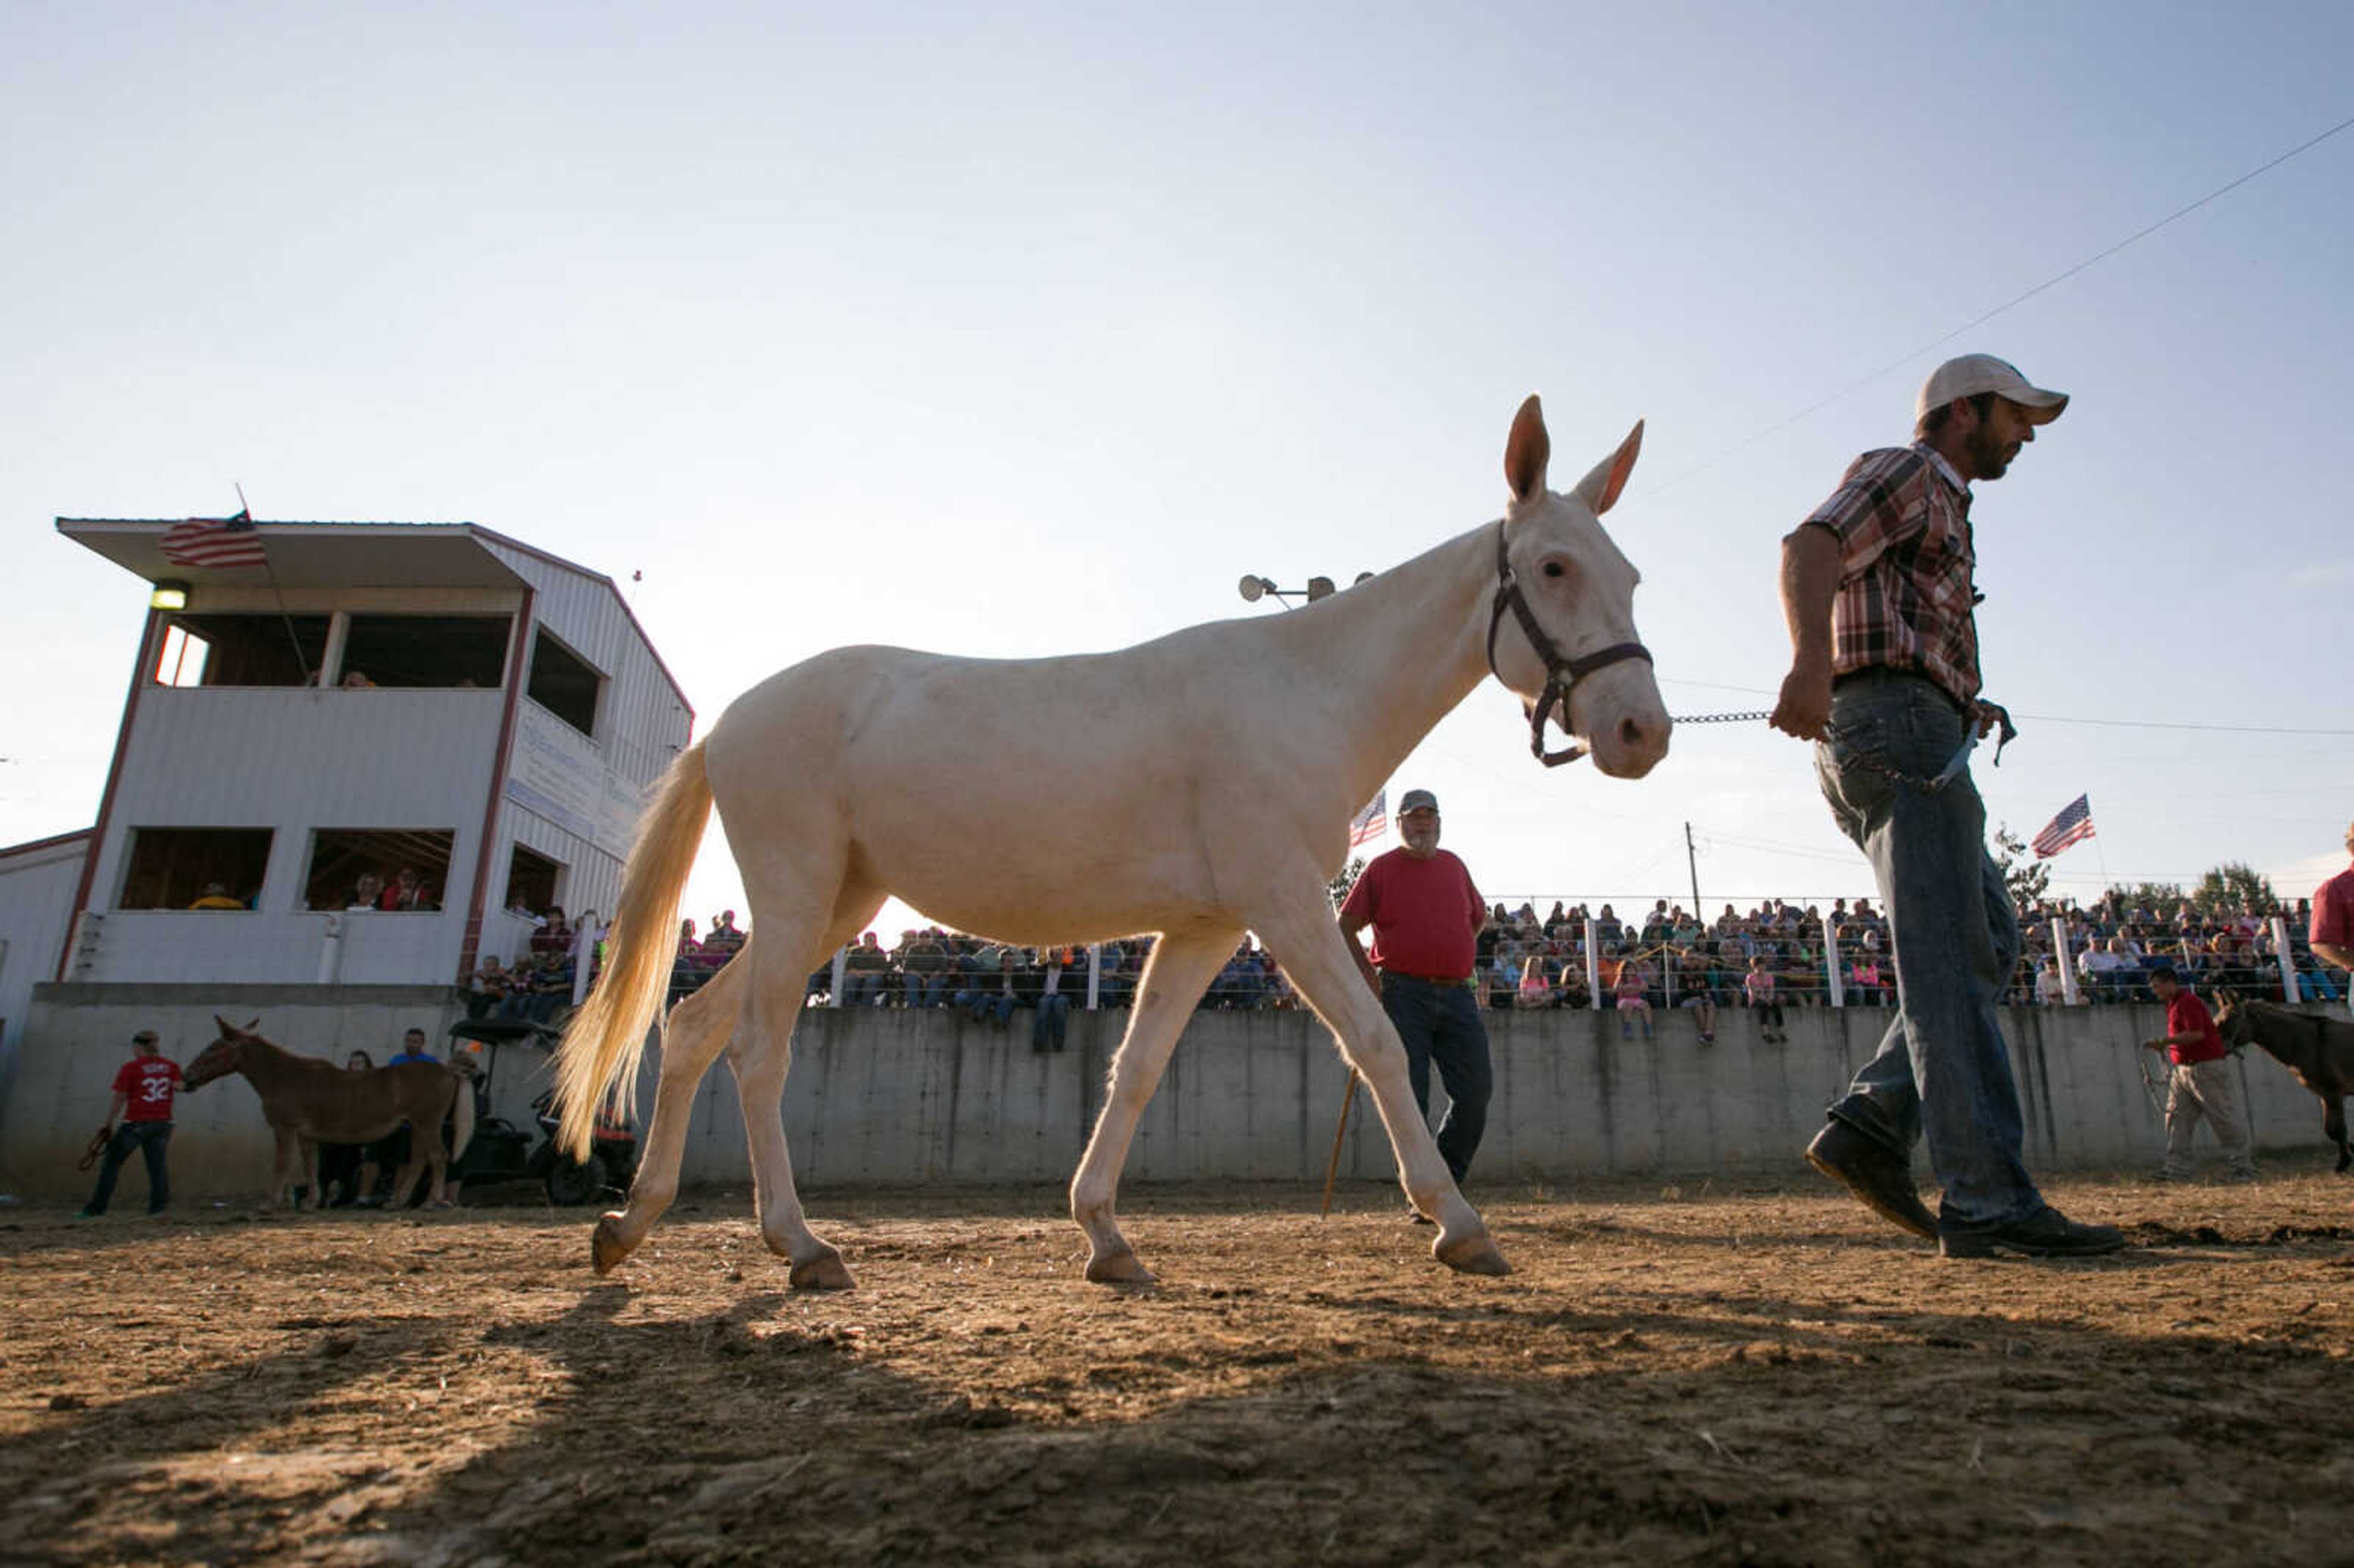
[1666,707,1971,796]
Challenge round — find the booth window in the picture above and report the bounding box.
[505,845,562,918]
[527,630,601,737]
[119,828,273,910]
[153,615,330,688]
[339,614,511,690]
[304,829,455,911]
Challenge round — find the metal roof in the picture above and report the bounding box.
[55,517,694,717]
[56,519,534,591]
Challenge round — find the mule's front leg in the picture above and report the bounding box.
[1069,930,1233,1284]
[264,1128,302,1210]
[1252,902,1506,1277]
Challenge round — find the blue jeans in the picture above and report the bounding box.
[86,1121,173,1214]
[1377,974,1492,1184]
[902,973,950,1008]
[1032,992,1071,1051]
[840,970,888,1007]
[954,988,1016,1026]
[1815,670,2040,1230]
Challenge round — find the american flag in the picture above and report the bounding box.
[159,511,266,569]
[1347,790,1387,848]
[2032,793,2097,859]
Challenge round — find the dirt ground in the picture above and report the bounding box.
[6,1161,2354,1568]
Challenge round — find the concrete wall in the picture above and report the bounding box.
[0,985,490,1200]
[3,992,2335,1203]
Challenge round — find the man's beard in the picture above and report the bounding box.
[1965,423,2014,479]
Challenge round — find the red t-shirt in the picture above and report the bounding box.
[2165,990,2224,1067]
[2312,865,2354,953]
[113,1056,183,1122]
[1340,848,1484,981]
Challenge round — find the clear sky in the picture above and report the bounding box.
[4,3,2349,940]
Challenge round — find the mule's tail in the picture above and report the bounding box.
[450,1073,476,1162]
[554,739,713,1159]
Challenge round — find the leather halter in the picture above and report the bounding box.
[1484,519,1652,768]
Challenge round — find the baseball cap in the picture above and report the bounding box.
[1914,354,2068,425]
[1398,788,1440,815]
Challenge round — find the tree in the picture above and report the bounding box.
[2193,862,2279,918]
[1328,855,1365,913]
[2104,880,2187,917]
[1990,825,2051,908]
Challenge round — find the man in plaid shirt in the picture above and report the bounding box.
[1770,353,2123,1260]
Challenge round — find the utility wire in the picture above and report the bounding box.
[1642,109,2354,497]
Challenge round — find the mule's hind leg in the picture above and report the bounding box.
[591,955,749,1275]
[2326,1093,2348,1173]
[1069,928,1236,1284]
[1249,894,1506,1277]
[731,892,883,1290]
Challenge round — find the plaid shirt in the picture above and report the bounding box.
[1801,442,1980,706]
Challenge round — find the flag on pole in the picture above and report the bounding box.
[159,511,265,569]
[1347,790,1387,848]
[2031,793,2097,859]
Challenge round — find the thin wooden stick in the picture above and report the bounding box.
[1319,1071,1359,1218]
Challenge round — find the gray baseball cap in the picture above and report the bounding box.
[1398,789,1440,815]
[1915,354,2068,425]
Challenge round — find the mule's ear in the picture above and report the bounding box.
[1504,394,1550,502]
[215,1014,234,1033]
[242,1018,261,1033]
[1570,419,1645,516]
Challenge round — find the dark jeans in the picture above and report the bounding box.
[1377,974,1492,1184]
[1815,669,2040,1230]
[86,1121,172,1214]
[1032,992,1072,1051]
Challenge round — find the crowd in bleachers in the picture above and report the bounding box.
[495,888,2342,1037]
[799,929,1296,1018]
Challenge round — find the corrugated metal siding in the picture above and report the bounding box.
[498,801,622,932]
[476,539,693,794]
[473,540,690,941]
[80,688,506,983]
[0,835,93,1075]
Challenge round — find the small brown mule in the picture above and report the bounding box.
[183,1018,476,1208]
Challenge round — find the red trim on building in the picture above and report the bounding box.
[0,827,94,862]
[456,588,537,983]
[56,611,163,980]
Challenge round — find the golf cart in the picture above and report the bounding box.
[446,1017,637,1206]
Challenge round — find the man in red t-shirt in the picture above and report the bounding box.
[1338,789,1491,1195]
[78,1029,183,1217]
[2141,967,2255,1182]
[2309,821,2354,1014]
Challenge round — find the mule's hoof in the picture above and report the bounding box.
[788,1250,856,1292]
[1434,1230,1512,1277]
[1084,1247,1156,1285]
[590,1214,634,1277]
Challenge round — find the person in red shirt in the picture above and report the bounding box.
[2141,967,2255,1183]
[2309,821,2354,1013]
[1338,789,1491,1201]
[78,1029,183,1217]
